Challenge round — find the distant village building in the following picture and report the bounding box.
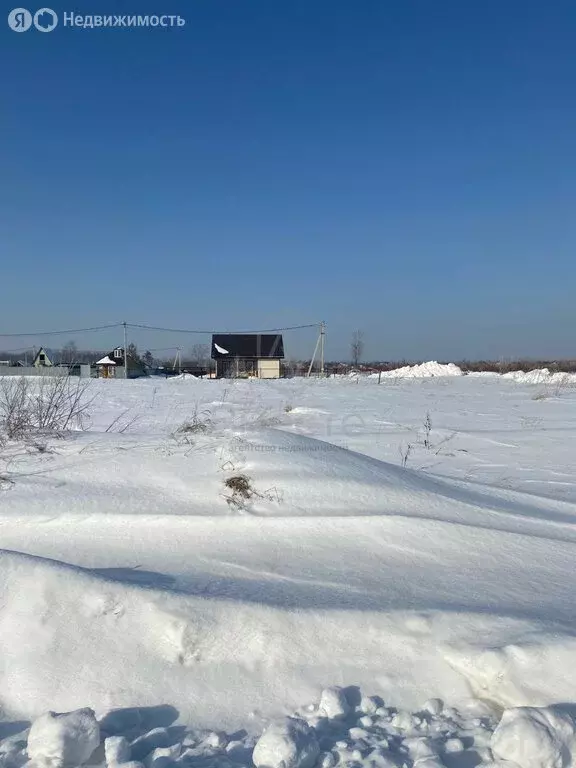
[32,347,55,368]
[211,334,284,379]
[95,347,145,379]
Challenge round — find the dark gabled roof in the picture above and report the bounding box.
[211,334,284,359]
[32,347,57,365]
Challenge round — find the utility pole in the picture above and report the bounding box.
[307,324,322,377]
[172,347,181,374]
[320,321,325,377]
[123,321,128,379]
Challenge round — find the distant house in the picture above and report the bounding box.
[95,347,146,379]
[95,353,117,379]
[180,364,210,378]
[211,334,284,379]
[32,347,56,368]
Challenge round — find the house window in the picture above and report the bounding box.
[113,349,123,359]
[39,354,45,362]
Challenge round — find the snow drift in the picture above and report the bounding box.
[503,368,576,386]
[370,361,464,378]
[2,374,576,749]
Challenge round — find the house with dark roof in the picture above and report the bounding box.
[95,347,146,379]
[211,334,284,379]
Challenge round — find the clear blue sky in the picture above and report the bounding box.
[1,0,575,361]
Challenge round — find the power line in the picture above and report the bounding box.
[0,320,319,339]
[0,345,35,353]
[0,322,122,338]
[127,322,320,334]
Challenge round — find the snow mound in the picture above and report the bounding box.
[502,368,576,386]
[253,718,319,768]
[27,708,100,767]
[224,429,576,529]
[166,373,198,381]
[371,362,464,379]
[9,425,576,525]
[491,706,576,768]
[5,543,576,735]
[105,734,131,764]
[318,688,350,720]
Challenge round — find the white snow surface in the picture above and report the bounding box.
[491,706,576,768]
[2,372,576,767]
[252,718,319,768]
[27,708,100,767]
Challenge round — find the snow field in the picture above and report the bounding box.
[1,370,576,768]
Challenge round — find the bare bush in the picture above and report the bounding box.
[0,375,94,439]
[351,330,364,367]
[532,375,575,401]
[105,409,140,434]
[0,378,32,438]
[398,443,413,468]
[33,376,94,432]
[171,407,213,448]
[422,412,433,449]
[176,407,212,436]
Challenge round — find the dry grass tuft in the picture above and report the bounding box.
[223,474,283,510]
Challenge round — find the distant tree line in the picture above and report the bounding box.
[454,359,576,374]
[322,359,576,374]
[2,339,575,375]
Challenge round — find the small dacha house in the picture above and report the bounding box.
[95,347,146,379]
[211,334,284,378]
[32,347,56,367]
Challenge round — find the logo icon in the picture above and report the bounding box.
[8,7,32,31]
[34,7,57,31]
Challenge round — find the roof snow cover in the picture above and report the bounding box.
[95,355,116,365]
[2,370,576,756]
[211,333,284,359]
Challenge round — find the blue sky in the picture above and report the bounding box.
[1,0,575,361]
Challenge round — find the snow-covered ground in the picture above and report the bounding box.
[2,369,576,767]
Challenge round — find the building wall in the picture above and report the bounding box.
[34,351,53,368]
[257,359,280,379]
[0,367,68,377]
[0,366,91,378]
